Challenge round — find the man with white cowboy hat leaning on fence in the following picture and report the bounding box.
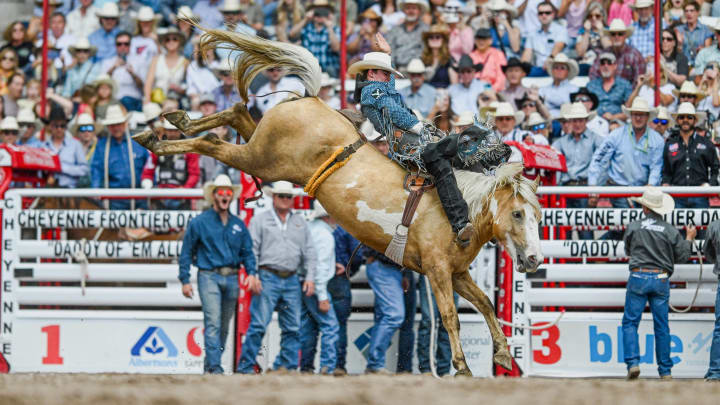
[299,202,340,375]
[622,188,696,380]
[238,181,318,374]
[179,174,255,374]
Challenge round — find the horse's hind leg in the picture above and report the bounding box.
[426,268,472,376]
[452,270,512,371]
[164,103,256,142]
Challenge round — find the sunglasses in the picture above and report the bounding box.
[599,59,615,65]
[428,35,444,40]
[522,102,536,108]
[530,123,547,131]
[78,125,95,132]
[276,193,294,199]
[677,115,695,121]
[680,93,696,98]
[589,14,603,19]
[610,32,626,37]
[538,10,553,15]
[552,64,568,70]
[495,116,514,122]
[662,36,675,42]
[459,69,475,74]
[215,188,234,197]
[653,118,669,125]
[575,97,591,103]
[165,37,180,42]
[1,130,18,136]
[51,123,67,129]
[1,56,16,61]
[18,123,33,129]
[116,41,130,47]
[75,49,90,53]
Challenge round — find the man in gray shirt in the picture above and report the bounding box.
[701,219,720,381]
[622,188,696,380]
[386,0,429,69]
[236,181,318,374]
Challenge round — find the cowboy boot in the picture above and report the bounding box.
[427,160,473,247]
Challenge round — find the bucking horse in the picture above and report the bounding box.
[132,28,543,375]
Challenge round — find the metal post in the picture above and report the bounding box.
[339,0,347,109]
[654,0,660,106]
[40,0,50,141]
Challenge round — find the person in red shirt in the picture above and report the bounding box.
[141,119,199,210]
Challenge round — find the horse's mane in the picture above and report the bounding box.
[454,163,541,219]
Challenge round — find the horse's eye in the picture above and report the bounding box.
[512,210,523,220]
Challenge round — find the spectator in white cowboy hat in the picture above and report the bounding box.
[588,19,646,85]
[588,98,664,210]
[299,201,340,375]
[469,28,507,92]
[555,102,573,140]
[219,0,257,37]
[672,80,704,110]
[249,65,305,116]
[0,116,20,145]
[62,37,102,98]
[522,112,550,145]
[71,113,100,161]
[451,111,474,133]
[386,0,430,69]
[651,106,673,139]
[494,101,528,143]
[179,174,255,374]
[238,181,318,374]
[622,187,696,381]
[141,120,201,210]
[15,109,42,148]
[90,2,122,62]
[90,104,150,209]
[693,17,720,74]
[399,58,436,118]
[67,0,100,39]
[130,7,161,77]
[318,72,340,110]
[143,27,189,105]
[141,102,162,130]
[521,1,568,77]
[627,0,657,60]
[447,54,491,115]
[662,102,719,210]
[551,102,602,239]
[677,1,714,67]
[570,87,608,138]
[210,59,242,112]
[539,53,579,119]
[41,107,89,189]
[193,0,225,30]
[102,31,145,113]
[586,52,633,122]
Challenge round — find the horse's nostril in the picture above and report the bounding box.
[528,255,538,266]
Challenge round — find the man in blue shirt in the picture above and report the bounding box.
[521,1,568,77]
[179,174,255,374]
[587,53,633,121]
[42,108,89,189]
[399,58,436,118]
[89,2,121,62]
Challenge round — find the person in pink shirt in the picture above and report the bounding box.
[469,28,507,91]
[444,1,474,61]
[607,0,633,27]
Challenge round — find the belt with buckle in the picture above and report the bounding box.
[631,268,665,274]
[260,265,295,278]
[201,266,238,276]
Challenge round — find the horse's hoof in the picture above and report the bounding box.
[454,368,473,377]
[132,130,158,149]
[494,348,513,371]
[164,110,191,132]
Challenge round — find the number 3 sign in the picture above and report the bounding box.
[532,323,561,365]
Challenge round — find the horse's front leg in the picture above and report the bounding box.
[452,270,512,371]
[164,103,256,142]
[426,266,472,376]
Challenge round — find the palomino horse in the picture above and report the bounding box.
[133,30,543,375]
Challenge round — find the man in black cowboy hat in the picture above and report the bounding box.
[448,54,491,114]
[41,107,89,189]
[500,57,531,102]
[571,87,609,136]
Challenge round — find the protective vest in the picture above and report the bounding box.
[156,154,188,186]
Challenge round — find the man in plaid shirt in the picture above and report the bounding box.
[588,19,645,85]
[301,1,341,77]
[628,0,658,60]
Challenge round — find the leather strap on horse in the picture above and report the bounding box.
[304,138,365,197]
[385,188,425,265]
[235,130,264,203]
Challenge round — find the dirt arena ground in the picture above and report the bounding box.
[1,374,719,405]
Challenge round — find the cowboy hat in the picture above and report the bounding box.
[93,74,117,97]
[203,174,242,202]
[422,24,450,40]
[671,102,707,124]
[629,0,653,9]
[162,119,181,130]
[544,53,579,80]
[158,26,187,46]
[454,54,483,72]
[0,117,19,132]
[142,103,162,123]
[360,120,385,141]
[96,2,120,18]
[177,6,199,21]
[655,106,672,123]
[358,8,383,26]
[309,201,330,221]
[564,102,597,121]
[672,80,706,99]
[493,102,524,122]
[320,72,338,87]
[399,0,430,13]
[603,18,634,36]
[452,111,475,127]
[45,106,68,124]
[17,108,37,125]
[199,93,217,105]
[220,0,245,13]
[213,58,234,73]
[630,187,674,215]
[501,57,531,75]
[487,0,518,18]
[68,37,97,57]
[558,103,573,121]
[264,180,297,196]
[306,0,333,12]
[570,87,599,111]
[406,58,426,74]
[101,104,129,126]
[523,112,547,130]
[135,6,160,22]
[347,52,403,77]
[622,98,656,117]
[72,113,102,136]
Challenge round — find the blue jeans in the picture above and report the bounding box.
[366,260,405,371]
[197,271,239,374]
[397,271,416,373]
[565,197,593,240]
[621,271,672,376]
[120,96,143,112]
[327,275,352,370]
[237,271,302,373]
[299,289,340,373]
[705,278,720,380]
[417,274,457,375]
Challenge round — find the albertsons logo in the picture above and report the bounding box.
[129,326,179,368]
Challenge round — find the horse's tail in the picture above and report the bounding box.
[196,27,321,103]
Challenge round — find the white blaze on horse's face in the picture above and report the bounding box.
[495,200,543,273]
